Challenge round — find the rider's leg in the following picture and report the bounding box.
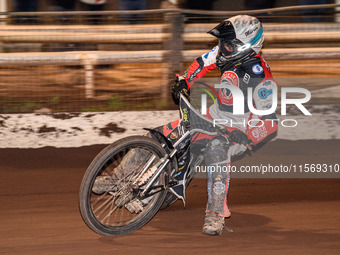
[202,136,247,235]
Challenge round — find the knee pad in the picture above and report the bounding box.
[204,136,230,167]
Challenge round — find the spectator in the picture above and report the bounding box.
[51,0,77,11]
[244,0,277,22]
[13,0,38,24]
[79,0,107,24]
[50,0,77,24]
[184,0,216,23]
[163,0,186,8]
[185,0,215,10]
[299,0,327,22]
[244,0,276,10]
[118,0,148,24]
[14,0,38,12]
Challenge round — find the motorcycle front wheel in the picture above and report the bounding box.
[79,136,171,236]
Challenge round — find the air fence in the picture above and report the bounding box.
[0,3,340,113]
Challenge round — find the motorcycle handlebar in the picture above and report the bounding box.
[179,89,253,151]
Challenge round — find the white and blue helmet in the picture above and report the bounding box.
[208,15,264,70]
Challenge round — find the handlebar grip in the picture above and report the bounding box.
[181,89,189,98]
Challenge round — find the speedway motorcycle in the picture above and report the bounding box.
[79,93,231,236]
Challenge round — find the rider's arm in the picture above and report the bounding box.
[245,80,279,145]
[172,46,219,104]
[179,46,219,89]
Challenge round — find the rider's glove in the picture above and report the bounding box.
[172,76,189,105]
[229,129,251,146]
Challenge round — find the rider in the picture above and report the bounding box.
[169,15,278,235]
[92,14,278,236]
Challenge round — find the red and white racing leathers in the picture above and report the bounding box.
[182,45,278,143]
[161,46,278,217]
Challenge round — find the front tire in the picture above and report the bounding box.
[79,136,170,236]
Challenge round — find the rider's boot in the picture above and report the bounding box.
[202,212,225,236]
[92,175,118,194]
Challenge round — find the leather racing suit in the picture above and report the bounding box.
[157,45,278,217]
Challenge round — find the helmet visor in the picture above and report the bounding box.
[218,38,250,58]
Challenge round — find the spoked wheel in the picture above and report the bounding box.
[79,136,171,236]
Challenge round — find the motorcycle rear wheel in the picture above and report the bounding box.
[79,136,171,236]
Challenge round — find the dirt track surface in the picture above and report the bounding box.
[0,140,339,255]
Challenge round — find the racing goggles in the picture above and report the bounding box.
[218,24,263,58]
[218,39,246,58]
